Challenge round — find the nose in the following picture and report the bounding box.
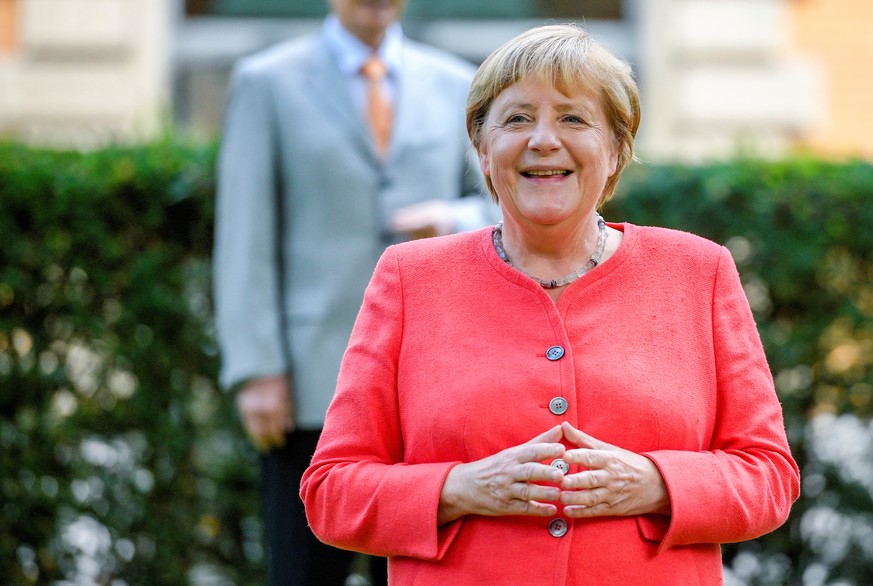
[528,119,561,153]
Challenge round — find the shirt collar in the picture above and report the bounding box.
[322,14,403,78]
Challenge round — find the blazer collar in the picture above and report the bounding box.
[304,28,413,165]
[304,34,379,164]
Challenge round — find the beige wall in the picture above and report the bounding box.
[0,0,171,148]
[635,0,821,162]
[790,0,873,159]
[2,0,872,161]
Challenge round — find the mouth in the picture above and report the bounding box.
[521,169,572,178]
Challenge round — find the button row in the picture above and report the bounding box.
[546,345,569,538]
[546,347,568,417]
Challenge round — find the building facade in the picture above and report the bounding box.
[0,0,871,160]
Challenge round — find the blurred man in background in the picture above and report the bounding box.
[213,0,494,584]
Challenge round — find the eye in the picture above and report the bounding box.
[505,114,529,124]
[562,114,586,125]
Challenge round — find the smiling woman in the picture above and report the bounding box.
[301,24,799,585]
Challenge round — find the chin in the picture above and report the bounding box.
[520,207,576,226]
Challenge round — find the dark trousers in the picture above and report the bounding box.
[261,429,388,586]
[261,429,354,586]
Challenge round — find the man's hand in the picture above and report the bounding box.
[391,200,455,240]
[235,375,294,451]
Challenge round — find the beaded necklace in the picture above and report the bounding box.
[492,214,608,289]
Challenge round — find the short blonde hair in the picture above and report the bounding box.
[466,24,640,206]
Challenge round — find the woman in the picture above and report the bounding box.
[301,24,799,584]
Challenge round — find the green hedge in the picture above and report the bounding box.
[0,140,263,585]
[1,141,871,585]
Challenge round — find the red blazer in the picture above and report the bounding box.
[301,224,800,585]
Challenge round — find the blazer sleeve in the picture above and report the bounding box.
[213,64,288,389]
[641,246,800,552]
[300,247,463,559]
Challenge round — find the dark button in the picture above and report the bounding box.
[546,346,565,361]
[548,397,568,415]
[550,458,569,474]
[549,518,568,537]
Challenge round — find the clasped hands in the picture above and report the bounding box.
[438,422,670,526]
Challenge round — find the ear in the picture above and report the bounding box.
[607,142,619,178]
[478,147,491,178]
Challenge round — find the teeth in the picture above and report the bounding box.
[525,170,568,176]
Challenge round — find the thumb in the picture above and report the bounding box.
[561,422,606,449]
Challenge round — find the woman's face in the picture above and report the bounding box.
[478,75,618,230]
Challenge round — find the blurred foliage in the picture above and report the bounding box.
[1,141,871,585]
[0,139,263,585]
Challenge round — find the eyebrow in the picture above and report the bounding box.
[496,100,595,117]
[495,100,535,112]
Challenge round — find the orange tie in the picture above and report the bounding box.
[361,55,392,156]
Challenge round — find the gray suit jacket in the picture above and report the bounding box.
[213,30,495,428]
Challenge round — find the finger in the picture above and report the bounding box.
[251,436,271,453]
[515,481,562,505]
[560,485,611,508]
[507,499,559,517]
[563,501,614,518]
[245,424,271,452]
[506,426,564,466]
[524,425,564,445]
[264,416,286,449]
[246,416,275,452]
[514,442,566,469]
[391,201,452,233]
[560,469,604,491]
[264,401,291,447]
[502,481,561,517]
[241,399,279,449]
[391,208,433,235]
[562,448,607,469]
[392,212,429,232]
[236,395,277,451]
[561,422,610,450]
[513,461,565,485]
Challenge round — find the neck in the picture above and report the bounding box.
[357,32,386,50]
[500,215,604,273]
